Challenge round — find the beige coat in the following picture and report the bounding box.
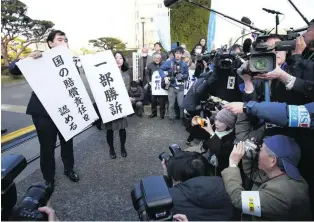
[221,159,311,221]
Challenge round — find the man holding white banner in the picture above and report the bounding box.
[9,30,98,191]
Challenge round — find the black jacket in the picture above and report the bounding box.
[197,67,243,102]
[182,72,211,112]
[146,61,164,84]
[286,54,314,100]
[203,131,235,176]
[169,176,234,221]
[9,59,49,117]
[128,86,144,102]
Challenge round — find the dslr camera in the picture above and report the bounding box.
[131,175,173,221]
[2,154,52,221]
[243,139,261,158]
[158,144,182,164]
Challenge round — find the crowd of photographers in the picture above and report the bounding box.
[3,17,314,221]
[141,19,314,221]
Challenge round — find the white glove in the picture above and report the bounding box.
[164,77,170,84]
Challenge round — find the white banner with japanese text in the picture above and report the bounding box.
[151,71,168,96]
[184,70,197,95]
[79,50,134,123]
[16,45,98,141]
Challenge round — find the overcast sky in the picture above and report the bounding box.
[21,0,134,51]
[21,0,313,51]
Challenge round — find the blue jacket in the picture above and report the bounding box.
[158,58,189,88]
[246,101,314,129]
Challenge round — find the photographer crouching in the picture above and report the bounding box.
[222,135,311,220]
[161,149,234,221]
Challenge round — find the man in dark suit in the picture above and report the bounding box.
[138,46,152,88]
[9,30,79,192]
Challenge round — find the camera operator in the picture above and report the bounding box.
[286,20,314,99]
[159,47,189,122]
[191,44,210,78]
[225,101,314,129]
[196,45,244,103]
[162,151,234,221]
[222,135,311,220]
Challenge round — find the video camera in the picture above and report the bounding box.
[247,34,299,74]
[131,175,173,221]
[195,52,214,63]
[1,154,52,221]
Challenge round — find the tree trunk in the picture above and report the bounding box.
[14,42,32,60]
[1,42,9,66]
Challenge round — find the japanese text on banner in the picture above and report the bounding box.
[16,45,98,141]
[79,51,134,124]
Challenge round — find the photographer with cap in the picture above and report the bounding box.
[222,135,311,220]
[238,32,314,216]
[161,151,234,221]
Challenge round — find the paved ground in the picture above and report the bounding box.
[14,115,189,221]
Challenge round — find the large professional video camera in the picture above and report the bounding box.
[1,154,52,221]
[247,34,301,74]
[131,175,173,221]
[194,52,214,63]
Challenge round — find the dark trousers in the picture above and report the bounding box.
[93,102,102,128]
[151,95,167,117]
[32,116,74,182]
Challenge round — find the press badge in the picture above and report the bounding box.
[288,105,310,128]
[241,191,261,217]
[227,76,235,89]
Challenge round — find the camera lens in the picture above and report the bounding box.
[254,59,267,70]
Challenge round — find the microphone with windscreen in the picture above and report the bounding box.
[241,17,252,25]
[164,0,181,7]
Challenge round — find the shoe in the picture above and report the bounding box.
[149,114,157,118]
[159,116,164,120]
[45,180,55,193]
[110,149,117,159]
[121,147,127,158]
[64,170,79,182]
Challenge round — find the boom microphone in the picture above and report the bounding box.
[262,8,283,15]
[164,0,181,7]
